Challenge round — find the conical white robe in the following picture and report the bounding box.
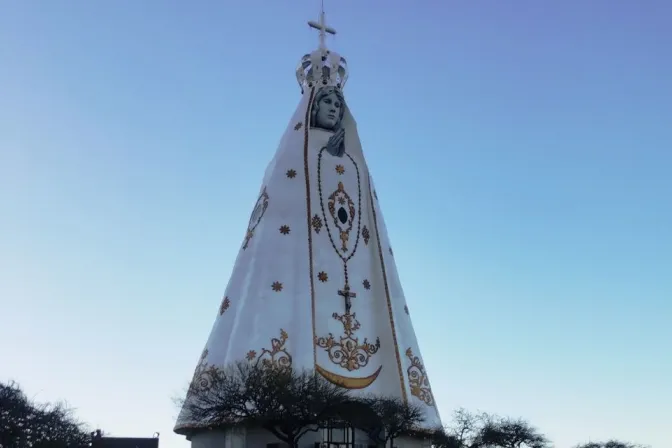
[176,87,441,433]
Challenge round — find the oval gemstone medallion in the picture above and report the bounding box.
[337,207,348,224]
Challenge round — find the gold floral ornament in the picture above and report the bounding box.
[254,329,292,371]
[294,122,303,131]
[315,311,381,372]
[219,296,230,315]
[271,281,283,292]
[286,169,297,179]
[312,214,323,233]
[188,349,221,393]
[279,225,291,235]
[405,348,435,407]
[335,164,345,175]
[243,188,269,250]
[404,305,409,315]
[318,271,329,282]
[362,279,371,290]
[362,226,370,245]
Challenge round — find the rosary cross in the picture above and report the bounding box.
[338,284,357,313]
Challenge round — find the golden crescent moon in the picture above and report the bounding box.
[315,364,383,389]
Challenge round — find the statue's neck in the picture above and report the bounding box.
[312,124,337,133]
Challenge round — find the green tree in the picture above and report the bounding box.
[0,381,92,448]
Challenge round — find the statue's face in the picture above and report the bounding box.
[315,92,342,130]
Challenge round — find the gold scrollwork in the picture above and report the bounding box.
[186,330,292,396]
[405,348,435,406]
[243,187,269,250]
[316,312,380,371]
[188,349,220,392]
[251,329,292,371]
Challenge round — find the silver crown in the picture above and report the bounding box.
[295,10,348,92]
[296,49,348,92]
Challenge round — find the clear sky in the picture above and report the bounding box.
[1,1,670,447]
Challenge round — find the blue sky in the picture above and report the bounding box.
[1,1,670,447]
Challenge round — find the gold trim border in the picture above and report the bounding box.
[303,87,318,367]
[368,177,408,403]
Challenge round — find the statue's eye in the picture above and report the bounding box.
[334,102,341,108]
[324,98,332,104]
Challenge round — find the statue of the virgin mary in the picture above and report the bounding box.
[175,40,442,443]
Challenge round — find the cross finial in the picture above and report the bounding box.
[308,0,336,51]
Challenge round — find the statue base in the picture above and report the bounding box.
[186,426,433,448]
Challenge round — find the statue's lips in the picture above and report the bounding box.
[327,114,336,120]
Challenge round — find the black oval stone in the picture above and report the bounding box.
[337,207,348,224]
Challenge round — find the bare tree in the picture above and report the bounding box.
[449,408,490,448]
[429,408,491,448]
[574,441,650,448]
[177,361,260,427]
[178,362,353,447]
[0,381,92,448]
[478,416,550,448]
[257,366,355,446]
[356,396,425,447]
[431,427,464,448]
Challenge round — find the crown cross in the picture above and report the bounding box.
[296,2,348,91]
[308,5,336,51]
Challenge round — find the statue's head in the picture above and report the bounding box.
[310,87,345,131]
